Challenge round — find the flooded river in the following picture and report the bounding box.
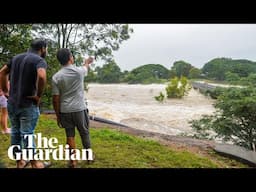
[86,84,216,136]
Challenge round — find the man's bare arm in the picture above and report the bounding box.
[0,65,10,94]
[37,68,47,97]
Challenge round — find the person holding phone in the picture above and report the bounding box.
[52,48,94,168]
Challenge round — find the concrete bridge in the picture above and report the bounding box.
[191,81,216,92]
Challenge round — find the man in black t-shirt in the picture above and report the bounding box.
[0,39,49,168]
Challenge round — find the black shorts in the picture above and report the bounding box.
[59,110,89,137]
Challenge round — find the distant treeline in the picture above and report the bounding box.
[85,57,256,85]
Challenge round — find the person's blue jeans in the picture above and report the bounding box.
[7,103,40,158]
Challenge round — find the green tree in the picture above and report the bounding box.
[231,63,253,77]
[120,70,130,82]
[32,24,133,108]
[97,60,122,83]
[170,61,193,78]
[169,69,176,79]
[191,87,256,151]
[33,24,133,62]
[188,67,201,79]
[0,24,32,64]
[225,71,240,82]
[246,73,256,86]
[85,69,97,82]
[202,58,256,80]
[202,58,228,80]
[126,64,170,84]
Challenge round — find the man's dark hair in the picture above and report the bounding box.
[57,48,72,65]
[30,38,48,51]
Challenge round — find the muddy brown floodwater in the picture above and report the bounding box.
[86,84,216,136]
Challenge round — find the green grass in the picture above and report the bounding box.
[0,115,247,168]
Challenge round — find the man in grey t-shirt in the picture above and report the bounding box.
[52,48,93,168]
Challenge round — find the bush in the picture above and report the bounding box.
[165,76,190,98]
[191,87,256,151]
[207,87,226,99]
[154,92,165,102]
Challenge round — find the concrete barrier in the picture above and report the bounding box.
[41,110,130,128]
[214,143,256,167]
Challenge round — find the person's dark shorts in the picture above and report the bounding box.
[59,110,89,137]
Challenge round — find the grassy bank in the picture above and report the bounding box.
[0,115,248,168]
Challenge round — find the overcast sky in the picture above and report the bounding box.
[112,24,256,71]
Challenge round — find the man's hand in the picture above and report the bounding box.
[26,95,41,106]
[84,57,94,68]
[56,115,62,128]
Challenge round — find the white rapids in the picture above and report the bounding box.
[86,83,216,136]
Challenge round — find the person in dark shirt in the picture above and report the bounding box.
[0,38,50,168]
